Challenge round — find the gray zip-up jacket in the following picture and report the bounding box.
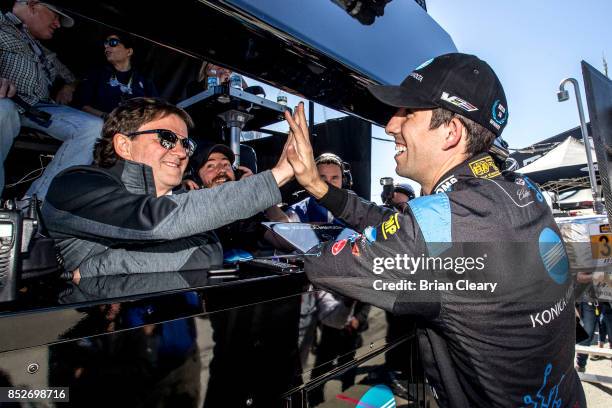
[42,160,281,278]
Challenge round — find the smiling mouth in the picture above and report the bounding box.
[395,144,407,158]
[212,175,230,185]
[163,161,180,169]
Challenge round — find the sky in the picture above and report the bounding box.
[252,0,612,202]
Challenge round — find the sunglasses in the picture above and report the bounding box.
[126,129,197,157]
[104,38,122,47]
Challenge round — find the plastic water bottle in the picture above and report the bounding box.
[207,69,218,90]
[229,72,242,90]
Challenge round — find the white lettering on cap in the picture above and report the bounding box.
[440,92,478,112]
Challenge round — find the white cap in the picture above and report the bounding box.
[41,2,74,27]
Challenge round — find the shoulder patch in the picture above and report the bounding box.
[408,194,452,257]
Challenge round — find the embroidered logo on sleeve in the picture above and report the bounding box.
[381,213,400,240]
[331,239,348,256]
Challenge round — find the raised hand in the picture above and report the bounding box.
[236,165,253,179]
[183,179,200,190]
[285,102,329,199]
[270,117,296,187]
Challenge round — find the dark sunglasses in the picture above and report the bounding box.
[126,129,197,157]
[104,38,122,47]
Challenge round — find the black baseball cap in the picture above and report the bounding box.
[368,53,508,136]
[190,142,234,177]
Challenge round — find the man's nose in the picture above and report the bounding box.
[385,114,403,137]
[51,14,61,29]
[171,141,188,158]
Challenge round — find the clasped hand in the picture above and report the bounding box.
[271,102,330,199]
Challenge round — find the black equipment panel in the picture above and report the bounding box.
[583,61,612,223]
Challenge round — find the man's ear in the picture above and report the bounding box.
[442,117,465,150]
[113,133,132,161]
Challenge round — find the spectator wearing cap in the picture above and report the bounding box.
[185,143,287,256]
[184,143,252,190]
[75,33,158,119]
[0,0,103,200]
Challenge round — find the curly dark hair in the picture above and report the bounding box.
[93,97,194,168]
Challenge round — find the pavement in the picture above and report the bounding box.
[579,353,612,407]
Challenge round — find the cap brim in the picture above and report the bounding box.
[368,84,438,110]
[42,4,75,28]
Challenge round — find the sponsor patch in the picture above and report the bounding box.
[434,175,458,193]
[468,156,501,179]
[489,119,501,130]
[600,224,611,233]
[409,72,423,82]
[331,239,347,256]
[381,213,400,240]
[440,92,478,112]
[538,228,569,284]
[351,242,361,257]
[491,99,508,125]
[364,226,377,243]
[523,177,544,202]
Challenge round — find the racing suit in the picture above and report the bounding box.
[42,159,281,277]
[305,153,585,407]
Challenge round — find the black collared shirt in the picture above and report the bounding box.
[75,64,158,113]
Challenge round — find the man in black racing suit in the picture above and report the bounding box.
[283,53,586,407]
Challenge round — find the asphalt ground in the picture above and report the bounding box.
[579,351,612,407]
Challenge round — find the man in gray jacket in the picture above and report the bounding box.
[42,97,293,282]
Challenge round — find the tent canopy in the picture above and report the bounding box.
[517,136,597,184]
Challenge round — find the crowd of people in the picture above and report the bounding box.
[1,2,592,407]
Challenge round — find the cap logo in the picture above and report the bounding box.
[409,72,424,82]
[415,58,434,70]
[440,92,478,112]
[491,100,508,125]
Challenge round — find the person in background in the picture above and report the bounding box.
[575,271,612,371]
[380,181,418,399]
[75,32,158,119]
[185,142,288,256]
[307,291,370,406]
[0,0,103,200]
[591,301,611,362]
[285,152,351,224]
[42,97,294,282]
[186,61,246,97]
[381,182,415,212]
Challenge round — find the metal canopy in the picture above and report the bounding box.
[52,0,456,126]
